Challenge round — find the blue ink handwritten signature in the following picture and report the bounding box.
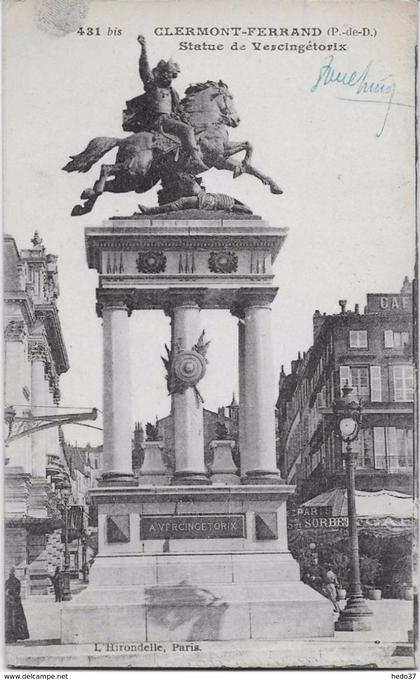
[310,55,412,137]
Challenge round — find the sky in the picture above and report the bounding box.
[3,0,416,446]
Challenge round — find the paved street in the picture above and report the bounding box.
[5,597,415,669]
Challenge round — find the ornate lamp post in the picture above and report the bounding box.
[61,481,72,602]
[333,381,372,631]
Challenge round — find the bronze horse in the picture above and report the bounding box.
[63,81,282,215]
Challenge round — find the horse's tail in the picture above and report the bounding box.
[62,137,120,173]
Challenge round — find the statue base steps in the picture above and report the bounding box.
[61,485,334,643]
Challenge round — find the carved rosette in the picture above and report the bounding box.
[136,251,167,274]
[208,251,238,273]
[4,320,26,343]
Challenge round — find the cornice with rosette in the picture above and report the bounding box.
[96,289,135,317]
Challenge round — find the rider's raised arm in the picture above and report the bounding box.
[137,35,153,89]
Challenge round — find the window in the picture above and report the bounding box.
[350,367,369,398]
[349,330,368,348]
[384,331,410,349]
[343,429,374,469]
[393,365,414,401]
[340,365,382,401]
[373,427,413,472]
[340,365,351,391]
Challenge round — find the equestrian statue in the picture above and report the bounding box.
[63,34,283,215]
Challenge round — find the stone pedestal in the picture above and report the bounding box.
[138,441,171,484]
[208,440,239,483]
[61,486,334,643]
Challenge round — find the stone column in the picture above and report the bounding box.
[98,293,135,485]
[237,318,247,476]
[5,320,28,470]
[30,343,48,478]
[237,290,280,484]
[45,370,58,463]
[167,293,209,485]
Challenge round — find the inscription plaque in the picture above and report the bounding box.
[140,514,246,540]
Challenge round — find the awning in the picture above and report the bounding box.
[301,488,414,535]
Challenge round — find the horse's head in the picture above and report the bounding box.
[182,81,240,128]
[212,81,240,128]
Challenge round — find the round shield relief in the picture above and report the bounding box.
[172,350,207,386]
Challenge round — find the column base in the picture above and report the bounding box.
[171,471,211,486]
[241,470,282,485]
[335,595,373,631]
[99,472,137,487]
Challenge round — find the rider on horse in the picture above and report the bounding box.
[123,35,208,174]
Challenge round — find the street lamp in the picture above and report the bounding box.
[333,381,372,631]
[61,481,72,602]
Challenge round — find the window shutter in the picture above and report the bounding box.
[393,365,404,400]
[387,427,398,472]
[340,366,352,390]
[373,428,386,469]
[370,366,382,402]
[384,330,394,348]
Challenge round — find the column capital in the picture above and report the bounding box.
[163,288,205,317]
[231,288,278,317]
[4,319,27,343]
[53,386,61,405]
[96,290,134,317]
[28,341,47,364]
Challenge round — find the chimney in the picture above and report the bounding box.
[354,304,360,314]
[401,276,411,295]
[339,300,347,314]
[313,309,324,340]
[134,422,144,447]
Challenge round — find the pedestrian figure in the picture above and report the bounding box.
[50,566,64,602]
[82,562,89,584]
[303,556,324,596]
[5,568,29,643]
[324,563,341,613]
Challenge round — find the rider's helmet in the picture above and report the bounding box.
[152,58,181,79]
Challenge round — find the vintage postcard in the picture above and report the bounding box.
[2,0,417,672]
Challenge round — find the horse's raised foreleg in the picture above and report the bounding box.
[216,157,282,195]
[223,140,254,167]
[244,162,282,194]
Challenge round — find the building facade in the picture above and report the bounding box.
[62,441,101,576]
[4,232,71,595]
[277,278,414,502]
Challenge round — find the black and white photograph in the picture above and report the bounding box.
[2,0,417,671]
